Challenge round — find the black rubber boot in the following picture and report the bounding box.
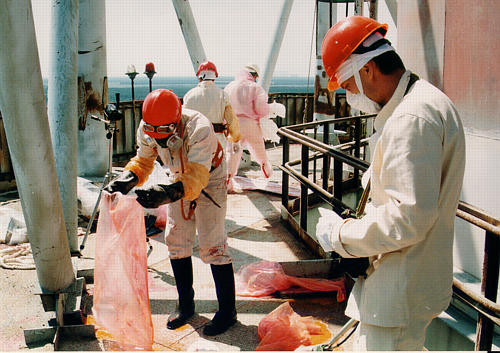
[167,257,195,330]
[203,263,237,336]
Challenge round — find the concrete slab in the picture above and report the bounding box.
[0,143,356,351]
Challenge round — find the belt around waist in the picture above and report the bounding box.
[212,123,226,133]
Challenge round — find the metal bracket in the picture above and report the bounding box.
[24,277,96,350]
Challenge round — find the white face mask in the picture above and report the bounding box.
[345,70,382,114]
[346,91,381,114]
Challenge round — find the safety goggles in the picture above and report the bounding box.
[143,122,177,134]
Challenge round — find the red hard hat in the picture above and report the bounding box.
[321,16,388,91]
[196,61,218,78]
[142,89,182,138]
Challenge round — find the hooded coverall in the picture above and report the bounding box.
[319,70,465,350]
[183,80,240,151]
[224,70,271,187]
[126,108,231,264]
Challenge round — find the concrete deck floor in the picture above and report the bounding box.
[0,144,354,351]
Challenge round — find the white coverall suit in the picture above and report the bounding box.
[317,71,465,350]
[224,70,271,184]
[132,108,231,265]
[183,80,240,151]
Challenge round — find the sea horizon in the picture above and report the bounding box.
[42,75,315,102]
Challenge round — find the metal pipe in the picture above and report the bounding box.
[0,0,75,291]
[78,0,108,177]
[314,1,337,123]
[48,0,79,254]
[354,0,364,15]
[171,0,207,74]
[260,0,294,93]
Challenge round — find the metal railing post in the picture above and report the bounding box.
[300,144,309,230]
[282,136,290,210]
[354,115,361,183]
[475,229,500,351]
[322,121,330,190]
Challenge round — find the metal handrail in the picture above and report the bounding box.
[278,116,500,351]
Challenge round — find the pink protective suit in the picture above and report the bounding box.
[224,70,272,190]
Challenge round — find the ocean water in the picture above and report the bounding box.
[42,76,314,103]
[108,76,314,102]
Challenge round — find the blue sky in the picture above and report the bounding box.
[32,0,396,78]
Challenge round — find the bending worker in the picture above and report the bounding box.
[224,64,272,192]
[316,16,465,350]
[105,89,237,336]
[183,60,241,152]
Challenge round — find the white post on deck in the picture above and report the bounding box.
[314,1,338,144]
[77,0,108,177]
[0,0,75,292]
[48,0,79,254]
[172,0,207,74]
[259,0,294,93]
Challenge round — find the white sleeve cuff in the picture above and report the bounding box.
[332,218,357,258]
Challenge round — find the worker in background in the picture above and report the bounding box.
[316,16,465,351]
[224,64,272,192]
[183,61,241,152]
[104,89,237,336]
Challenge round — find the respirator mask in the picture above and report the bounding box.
[143,122,183,151]
[346,70,382,114]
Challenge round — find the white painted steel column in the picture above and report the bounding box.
[0,0,75,291]
[48,0,79,254]
[260,0,294,93]
[78,0,108,177]
[172,0,207,74]
[314,0,338,145]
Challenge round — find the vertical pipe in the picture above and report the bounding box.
[369,0,378,19]
[78,0,108,177]
[314,0,337,133]
[0,0,75,291]
[260,0,294,93]
[354,0,364,15]
[48,0,79,254]
[171,0,207,74]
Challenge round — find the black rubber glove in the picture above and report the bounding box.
[135,181,185,208]
[103,170,139,195]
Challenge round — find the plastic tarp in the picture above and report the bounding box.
[236,261,345,302]
[256,302,332,351]
[92,192,154,350]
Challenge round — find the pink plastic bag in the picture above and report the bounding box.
[236,261,345,302]
[92,193,153,350]
[256,302,331,351]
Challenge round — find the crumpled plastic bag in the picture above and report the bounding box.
[236,261,345,302]
[256,302,332,351]
[92,192,153,350]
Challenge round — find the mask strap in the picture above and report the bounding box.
[354,71,364,95]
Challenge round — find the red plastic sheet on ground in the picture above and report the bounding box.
[236,261,345,302]
[256,302,332,351]
[92,193,154,350]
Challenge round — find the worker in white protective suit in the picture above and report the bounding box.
[183,61,241,151]
[316,16,465,351]
[104,89,237,336]
[224,64,273,192]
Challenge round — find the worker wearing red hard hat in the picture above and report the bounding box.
[105,89,237,336]
[316,16,465,350]
[183,61,241,152]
